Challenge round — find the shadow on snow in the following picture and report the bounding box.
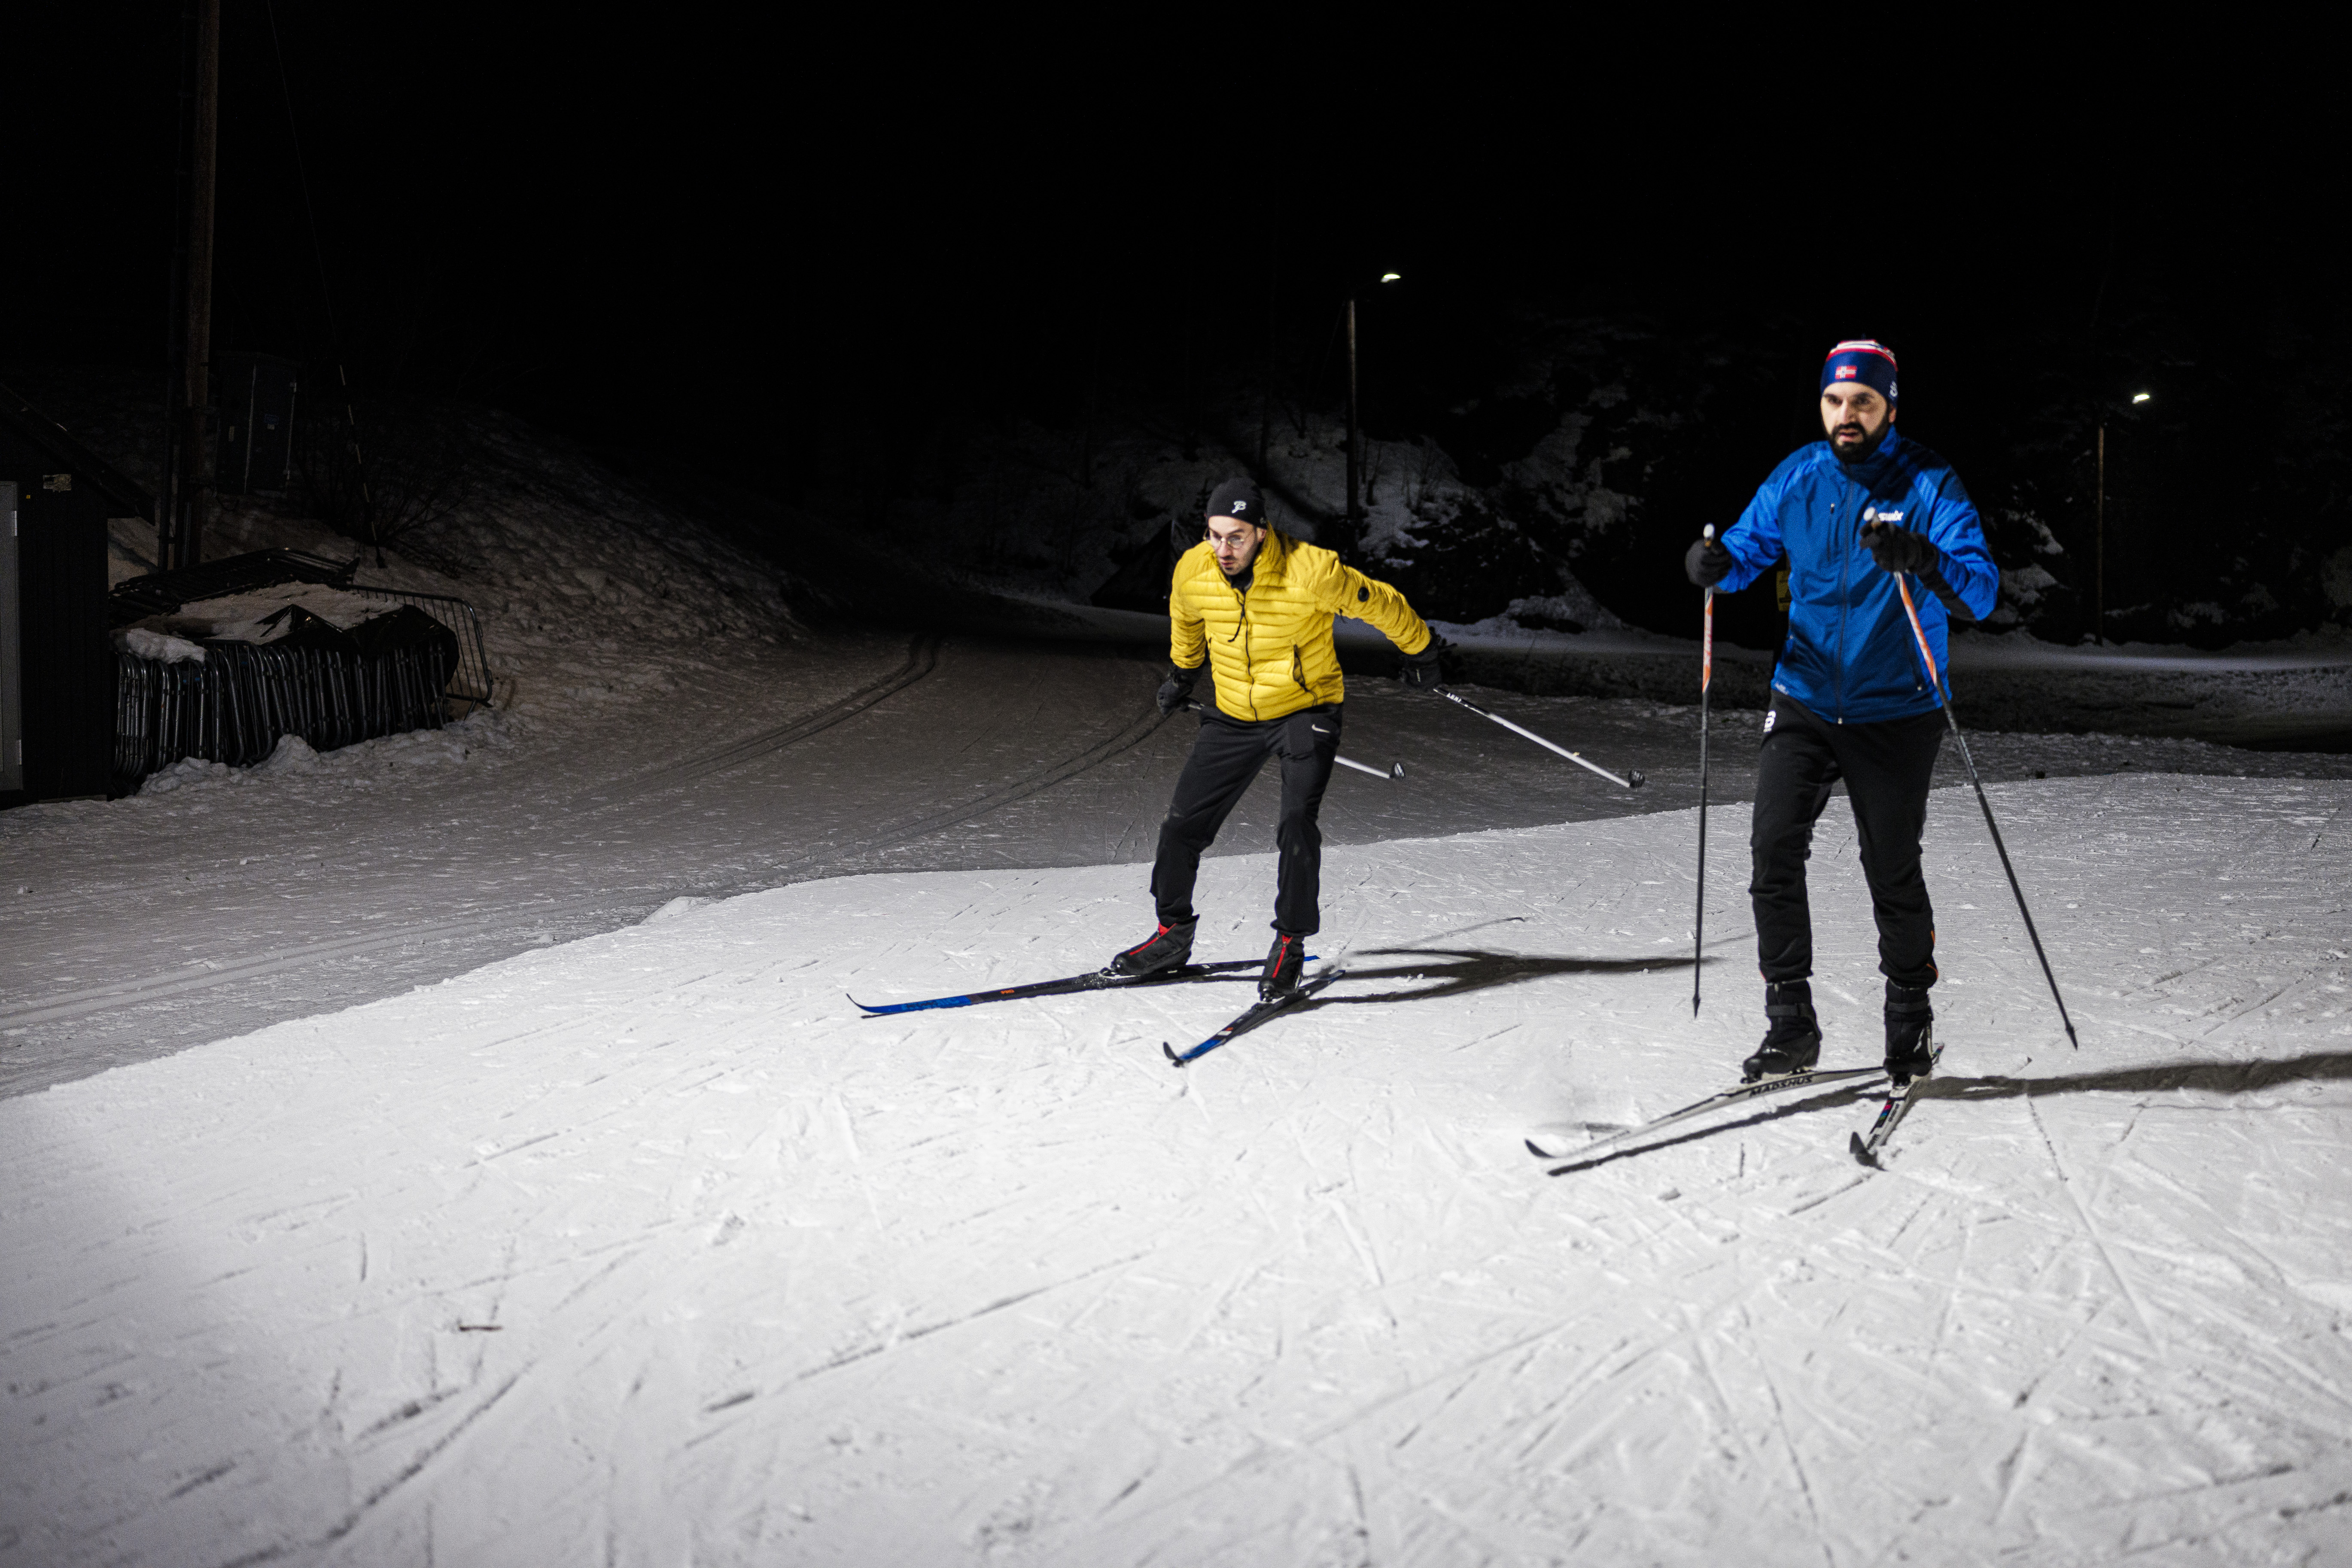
[1320,947,1699,1008]
[1544,1049,2352,1175]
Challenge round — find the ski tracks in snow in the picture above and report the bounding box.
[5,777,2352,1563]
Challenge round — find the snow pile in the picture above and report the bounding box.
[114,626,206,663]
[137,716,485,796]
[4,776,2349,1563]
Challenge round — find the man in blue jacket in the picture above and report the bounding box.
[1686,339,1999,1085]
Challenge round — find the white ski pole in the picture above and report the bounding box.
[1694,526,1714,1017]
[1430,688,1646,791]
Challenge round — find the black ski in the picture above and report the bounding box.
[1526,1064,1889,1163]
[853,958,1275,1017]
[1163,970,1346,1066]
[1850,1038,1943,1166]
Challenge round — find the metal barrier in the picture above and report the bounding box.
[113,638,456,790]
[349,585,493,710]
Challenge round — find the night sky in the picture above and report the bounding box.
[11,9,2341,632]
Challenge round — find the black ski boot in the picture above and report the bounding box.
[1110,917,1197,977]
[1260,931,1306,1001]
[1741,980,1822,1082]
[1884,981,1935,1084]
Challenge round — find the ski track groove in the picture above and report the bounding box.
[7,771,2350,1561]
[0,634,1161,1059]
[1741,1304,1840,1568]
[2025,1092,2169,1363]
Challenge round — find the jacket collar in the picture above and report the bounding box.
[1222,528,1292,590]
[1816,422,1908,480]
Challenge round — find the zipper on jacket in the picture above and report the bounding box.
[1239,579,1257,719]
[1831,483,1846,722]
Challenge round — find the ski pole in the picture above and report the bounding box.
[1890,557,2079,1049]
[1430,688,1646,791]
[1181,701,1401,781]
[1693,537,1718,1015]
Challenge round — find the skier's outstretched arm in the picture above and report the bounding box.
[1715,466,1794,593]
[1311,552,1433,657]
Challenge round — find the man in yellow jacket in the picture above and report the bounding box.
[1111,478,1444,999]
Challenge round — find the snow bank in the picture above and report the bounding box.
[5,776,2349,1564]
[16,368,807,761]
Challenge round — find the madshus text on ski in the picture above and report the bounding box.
[862,342,2076,1166]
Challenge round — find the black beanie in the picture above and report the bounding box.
[1205,478,1266,527]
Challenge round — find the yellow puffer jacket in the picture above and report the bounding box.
[1169,530,1433,722]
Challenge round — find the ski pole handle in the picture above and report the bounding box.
[1701,526,1715,696]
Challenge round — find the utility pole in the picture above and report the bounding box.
[1258,244,1275,478]
[164,0,221,572]
[1344,297,1360,527]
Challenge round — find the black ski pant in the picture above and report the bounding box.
[1151,703,1342,936]
[1750,695,1944,990]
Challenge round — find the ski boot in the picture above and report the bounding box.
[1884,981,1935,1085]
[1110,917,1197,977]
[1741,980,1822,1081]
[1260,931,1306,1002]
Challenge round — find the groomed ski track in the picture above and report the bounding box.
[11,628,2341,1101]
[6,771,2351,1565]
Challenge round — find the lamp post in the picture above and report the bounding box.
[1344,272,1403,527]
[2094,390,2152,645]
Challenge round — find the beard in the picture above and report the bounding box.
[1829,421,1888,464]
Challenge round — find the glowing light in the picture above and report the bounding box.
[1380,272,1402,283]
[2131,392,2151,404]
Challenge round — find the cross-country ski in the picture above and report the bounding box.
[1850,1038,1946,1166]
[1527,1063,1887,1163]
[1162,968,1345,1066]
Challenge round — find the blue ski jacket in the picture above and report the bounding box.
[1718,426,1999,724]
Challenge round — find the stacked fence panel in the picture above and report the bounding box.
[113,639,454,791]
[350,586,493,709]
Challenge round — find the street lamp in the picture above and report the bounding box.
[1345,272,1403,526]
[2096,390,2153,645]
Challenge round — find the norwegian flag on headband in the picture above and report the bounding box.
[1826,339,1899,370]
[1820,339,1899,404]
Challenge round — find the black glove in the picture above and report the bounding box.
[1860,518,1939,576]
[1685,535,1733,588]
[1157,664,1202,716]
[1398,636,1449,689]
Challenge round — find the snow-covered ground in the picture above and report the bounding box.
[5,772,2350,1565]
[9,385,2352,1563]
